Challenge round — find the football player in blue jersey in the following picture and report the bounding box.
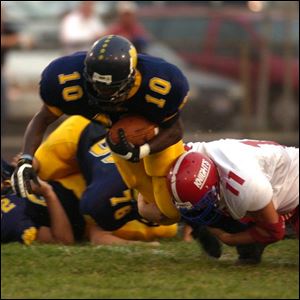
[12,35,190,225]
[5,115,177,245]
[34,115,177,243]
[3,153,175,246]
[2,159,78,245]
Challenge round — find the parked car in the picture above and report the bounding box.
[146,42,243,131]
[138,4,299,129]
[138,5,299,91]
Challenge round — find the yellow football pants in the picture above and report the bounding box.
[113,220,178,241]
[34,116,91,198]
[112,140,185,222]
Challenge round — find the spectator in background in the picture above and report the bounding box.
[1,7,22,137]
[60,1,106,53]
[105,1,150,53]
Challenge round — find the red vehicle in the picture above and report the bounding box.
[139,5,299,117]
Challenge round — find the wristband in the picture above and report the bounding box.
[20,154,34,162]
[139,143,151,159]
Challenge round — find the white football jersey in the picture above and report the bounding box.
[186,139,299,219]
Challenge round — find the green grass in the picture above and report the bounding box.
[1,238,299,299]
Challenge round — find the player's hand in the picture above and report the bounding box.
[106,129,150,163]
[30,177,51,196]
[192,225,222,258]
[11,154,40,197]
[207,226,232,245]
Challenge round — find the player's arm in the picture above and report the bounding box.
[22,104,60,156]
[148,116,183,154]
[106,116,183,163]
[208,200,284,245]
[86,223,159,246]
[31,178,74,245]
[87,223,137,245]
[11,104,60,197]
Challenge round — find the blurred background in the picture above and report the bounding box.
[1,1,299,161]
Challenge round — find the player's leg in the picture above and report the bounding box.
[144,140,185,222]
[111,140,185,223]
[111,153,155,202]
[208,215,267,264]
[113,219,178,241]
[151,176,180,221]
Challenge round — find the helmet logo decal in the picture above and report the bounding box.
[170,151,191,203]
[194,159,211,190]
[92,72,112,84]
[175,201,194,210]
[129,45,137,75]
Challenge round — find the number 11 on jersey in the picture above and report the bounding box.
[225,171,245,196]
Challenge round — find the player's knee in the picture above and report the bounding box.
[137,193,167,224]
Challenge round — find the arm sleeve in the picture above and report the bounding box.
[223,171,273,220]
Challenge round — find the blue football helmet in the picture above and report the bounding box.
[84,35,137,108]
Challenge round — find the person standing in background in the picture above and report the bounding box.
[105,1,150,53]
[60,1,106,53]
[1,7,22,138]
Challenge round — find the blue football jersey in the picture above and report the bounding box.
[2,187,85,244]
[25,181,86,241]
[1,194,38,245]
[39,52,189,126]
[40,51,97,119]
[76,121,139,230]
[124,54,189,125]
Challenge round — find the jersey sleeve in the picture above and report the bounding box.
[223,170,274,219]
[39,57,65,109]
[138,59,190,127]
[243,173,274,212]
[159,72,189,127]
[38,52,87,116]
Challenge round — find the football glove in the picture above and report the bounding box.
[191,224,222,258]
[11,154,40,198]
[106,129,150,163]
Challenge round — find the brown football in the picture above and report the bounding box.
[109,115,158,146]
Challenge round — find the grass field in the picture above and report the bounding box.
[1,238,299,299]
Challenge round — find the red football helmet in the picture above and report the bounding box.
[167,151,222,225]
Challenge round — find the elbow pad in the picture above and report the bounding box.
[248,217,285,244]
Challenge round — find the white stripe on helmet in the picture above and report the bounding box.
[170,151,192,204]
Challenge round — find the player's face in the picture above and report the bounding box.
[91,74,135,104]
[92,82,122,100]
